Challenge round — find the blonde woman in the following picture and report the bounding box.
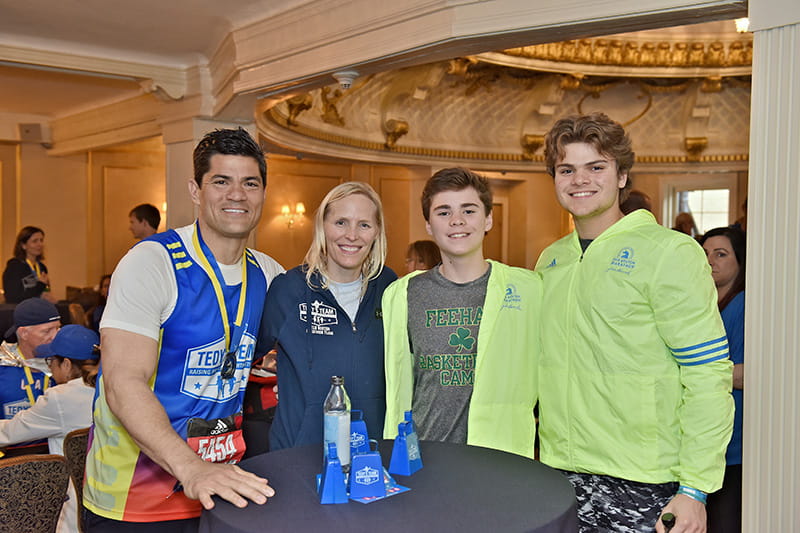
[257,182,396,451]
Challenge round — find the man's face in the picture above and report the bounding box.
[425,187,492,261]
[129,215,151,239]
[17,321,61,357]
[553,142,627,223]
[189,154,265,244]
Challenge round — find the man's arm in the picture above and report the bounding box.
[0,389,61,446]
[101,327,274,509]
[652,237,734,532]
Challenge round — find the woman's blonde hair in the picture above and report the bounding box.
[304,182,387,293]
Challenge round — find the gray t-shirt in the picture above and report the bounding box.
[407,264,490,443]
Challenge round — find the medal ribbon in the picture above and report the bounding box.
[191,222,248,358]
[22,365,49,405]
[26,259,41,278]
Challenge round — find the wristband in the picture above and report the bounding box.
[677,485,707,505]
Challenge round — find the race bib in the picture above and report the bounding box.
[186,413,246,464]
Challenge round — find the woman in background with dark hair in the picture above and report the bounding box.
[700,226,746,533]
[404,239,441,273]
[88,274,112,332]
[3,226,56,304]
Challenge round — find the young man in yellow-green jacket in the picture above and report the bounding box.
[383,168,540,459]
[535,113,733,533]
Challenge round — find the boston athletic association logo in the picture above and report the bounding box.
[607,247,636,275]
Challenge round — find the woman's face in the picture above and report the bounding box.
[323,193,379,283]
[100,277,111,299]
[47,357,72,385]
[405,254,429,273]
[22,232,45,259]
[703,235,740,292]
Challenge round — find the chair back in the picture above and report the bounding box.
[0,454,69,533]
[63,427,90,533]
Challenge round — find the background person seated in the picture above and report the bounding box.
[0,324,100,533]
[0,298,62,455]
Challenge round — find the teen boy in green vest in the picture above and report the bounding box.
[383,167,540,458]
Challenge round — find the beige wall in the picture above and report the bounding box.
[0,138,165,301]
[12,144,89,298]
[89,139,165,283]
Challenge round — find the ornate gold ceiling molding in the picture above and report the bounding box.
[503,37,752,69]
[264,105,748,166]
[267,106,534,162]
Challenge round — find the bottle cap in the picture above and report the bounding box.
[330,375,344,385]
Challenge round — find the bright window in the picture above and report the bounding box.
[684,189,730,233]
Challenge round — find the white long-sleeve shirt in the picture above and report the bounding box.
[0,377,94,533]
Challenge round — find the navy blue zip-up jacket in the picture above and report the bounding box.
[257,265,397,451]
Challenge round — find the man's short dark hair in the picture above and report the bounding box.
[192,128,266,187]
[129,204,161,231]
[421,168,493,222]
[544,113,635,202]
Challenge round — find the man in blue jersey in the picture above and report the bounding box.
[85,128,284,532]
[0,298,61,455]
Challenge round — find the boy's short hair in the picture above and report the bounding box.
[544,113,635,201]
[421,167,493,222]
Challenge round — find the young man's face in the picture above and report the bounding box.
[189,154,265,244]
[128,215,151,239]
[425,187,492,260]
[553,142,627,223]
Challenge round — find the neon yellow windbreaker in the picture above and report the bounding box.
[535,210,733,492]
[382,260,541,459]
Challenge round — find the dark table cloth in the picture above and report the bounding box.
[200,440,578,533]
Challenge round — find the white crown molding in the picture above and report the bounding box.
[227,0,745,97]
[0,43,189,100]
[46,120,162,156]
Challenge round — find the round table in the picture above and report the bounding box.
[199,440,578,533]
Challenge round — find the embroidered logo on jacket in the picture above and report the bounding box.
[502,284,522,310]
[607,247,636,275]
[299,300,338,336]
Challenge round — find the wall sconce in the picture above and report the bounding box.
[281,202,306,228]
[734,18,750,33]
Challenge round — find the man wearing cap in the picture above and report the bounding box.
[84,128,283,532]
[0,298,62,453]
[0,324,99,533]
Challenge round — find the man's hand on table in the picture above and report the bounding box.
[178,459,275,510]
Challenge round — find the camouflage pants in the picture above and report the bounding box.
[560,470,678,533]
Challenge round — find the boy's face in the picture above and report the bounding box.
[425,187,492,260]
[553,142,627,222]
